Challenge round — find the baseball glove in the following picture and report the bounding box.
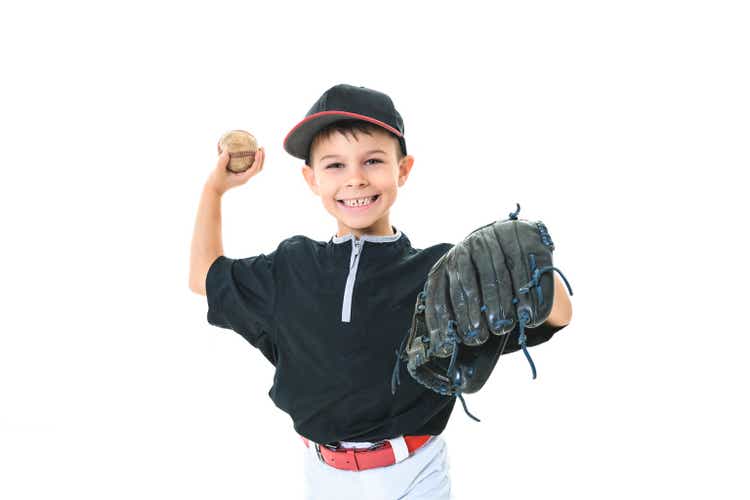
[391,204,573,421]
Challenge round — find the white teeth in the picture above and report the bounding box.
[342,196,375,207]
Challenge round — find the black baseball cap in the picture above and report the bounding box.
[283,83,407,163]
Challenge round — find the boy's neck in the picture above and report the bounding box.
[336,226,397,239]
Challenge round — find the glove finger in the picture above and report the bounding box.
[521,220,556,322]
[471,227,517,335]
[424,253,455,359]
[492,219,555,327]
[448,242,486,346]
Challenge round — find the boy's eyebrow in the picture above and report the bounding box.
[319,149,387,162]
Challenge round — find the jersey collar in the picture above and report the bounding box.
[330,226,404,245]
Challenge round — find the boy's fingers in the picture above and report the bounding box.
[216,150,230,169]
[257,148,265,170]
[221,148,263,182]
[248,148,264,174]
[236,149,263,177]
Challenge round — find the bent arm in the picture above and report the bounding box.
[543,274,573,327]
[189,183,224,295]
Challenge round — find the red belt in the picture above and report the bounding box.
[300,434,432,472]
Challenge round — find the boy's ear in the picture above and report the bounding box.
[301,164,320,196]
[397,155,415,187]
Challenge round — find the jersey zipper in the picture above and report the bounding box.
[341,238,363,322]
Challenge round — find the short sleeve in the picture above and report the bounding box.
[500,321,568,356]
[205,250,279,365]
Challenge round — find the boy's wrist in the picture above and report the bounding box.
[204,179,224,198]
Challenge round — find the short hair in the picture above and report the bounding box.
[306,119,405,167]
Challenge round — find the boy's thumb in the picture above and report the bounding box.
[216,150,230,169]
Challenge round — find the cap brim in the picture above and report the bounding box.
[283,111,403,162]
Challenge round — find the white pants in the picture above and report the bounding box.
[302,435,452,500]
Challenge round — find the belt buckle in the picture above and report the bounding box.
[366,439,388,451]
[315,442,342,464]
[313,443,325,463]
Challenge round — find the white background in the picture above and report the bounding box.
[1,0,748,498]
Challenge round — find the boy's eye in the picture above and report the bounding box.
[325,159,382,169]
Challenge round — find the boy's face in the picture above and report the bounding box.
[301,128,414,238]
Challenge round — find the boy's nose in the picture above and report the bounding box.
[345,167,368,187]
[346,178,368,188]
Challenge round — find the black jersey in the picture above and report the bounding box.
[205,226,564,444]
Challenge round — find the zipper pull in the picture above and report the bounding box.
[349,239,362,270]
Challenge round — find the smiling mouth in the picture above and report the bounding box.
[337,194,380,207]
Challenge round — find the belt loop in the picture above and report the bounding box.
[387,435,409,463]
[347,449,360,471]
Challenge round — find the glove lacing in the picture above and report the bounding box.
[516,253,575,378]
[443,325,482,422]
[391,332,409,395]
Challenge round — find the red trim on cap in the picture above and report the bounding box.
[283,110,403,148]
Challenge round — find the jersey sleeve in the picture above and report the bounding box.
[205,248,280,365]
[500,321,568,355]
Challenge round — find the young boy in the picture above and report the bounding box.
[189,83,572,499]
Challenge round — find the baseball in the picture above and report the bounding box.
[217,130,259,173]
